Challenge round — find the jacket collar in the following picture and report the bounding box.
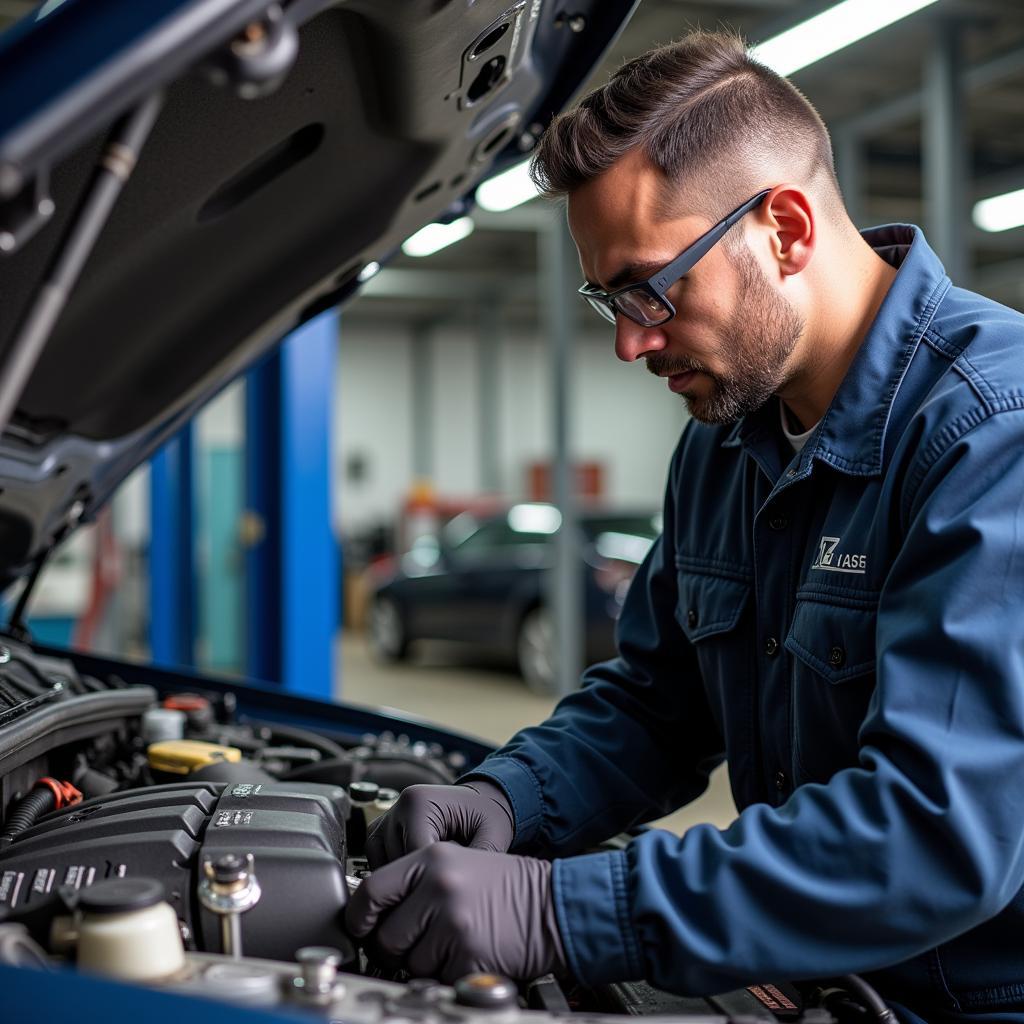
[722,224,951,477]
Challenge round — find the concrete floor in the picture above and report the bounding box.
[337,631,737,835]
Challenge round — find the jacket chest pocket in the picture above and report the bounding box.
[785,596,877,785]
[674,562,752,729]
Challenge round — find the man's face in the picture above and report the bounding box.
[567,151,804,425]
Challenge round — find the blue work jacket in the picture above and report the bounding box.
[465,225,1024,1022]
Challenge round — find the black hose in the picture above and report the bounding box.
[281,755,355,786]
[249,720,347,760]
[280,753,453,788]
[838,975,898,1024]
[0,786,56,849]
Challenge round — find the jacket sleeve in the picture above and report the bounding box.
[460,428,727,858]
[550,407,1024,994]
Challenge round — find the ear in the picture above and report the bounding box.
[761,185,814,277]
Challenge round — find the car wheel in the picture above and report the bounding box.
[517,607,558,696]
[368,595,408,662]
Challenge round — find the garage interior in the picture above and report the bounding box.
[2,0,1024,842]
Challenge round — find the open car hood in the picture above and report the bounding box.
[0,0,636,589]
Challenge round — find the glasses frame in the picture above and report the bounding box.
[577,188,773,327]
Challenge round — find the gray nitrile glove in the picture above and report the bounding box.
[345,843,567,983]
[364,781,514,869]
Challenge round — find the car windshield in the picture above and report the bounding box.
[582,514,661,541]
[584,514,661,565]
[439,509,661,562]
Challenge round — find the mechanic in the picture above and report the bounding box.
[346,31,1024,1024]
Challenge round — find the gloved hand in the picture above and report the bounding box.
[345,843,567,983]
[364,781,514,869]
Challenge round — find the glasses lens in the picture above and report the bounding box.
[615,288,671,327]
[583,294,617,324]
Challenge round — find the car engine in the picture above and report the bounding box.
[0,639,876,1024]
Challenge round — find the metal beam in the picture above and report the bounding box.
[410,323,435,480]
[834,128,866,228]
[836,41,1024,138]
[540,215,583,698]
[477,302,502,493]
[924,20,969,284]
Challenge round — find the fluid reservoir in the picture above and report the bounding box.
[147,739,242,776]
[76,877,186,982]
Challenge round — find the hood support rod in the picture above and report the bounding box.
[7,550,47,641]
[0,91,165,440]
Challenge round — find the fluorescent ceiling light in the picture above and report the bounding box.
[401,217,475,257]
[973,189,1024,233]
[476,160,540,212]
[749,0,940,77]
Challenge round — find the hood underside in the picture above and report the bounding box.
[0,0,636,588]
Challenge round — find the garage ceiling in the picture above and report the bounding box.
[5,0,1024,327]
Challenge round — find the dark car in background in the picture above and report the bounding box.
[367,504,660,693]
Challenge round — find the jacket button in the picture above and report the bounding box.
[829,645,846,668]
[774,771,787,791]
[768,516,788,531]
[764,636,779,656]
[687,609,698,628]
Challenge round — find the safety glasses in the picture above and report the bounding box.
[577,188,772,327]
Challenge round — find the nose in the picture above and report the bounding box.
[614,316,668,363]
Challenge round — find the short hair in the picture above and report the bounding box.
[531,31,843,223]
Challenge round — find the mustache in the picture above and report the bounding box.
[645,353,710,377]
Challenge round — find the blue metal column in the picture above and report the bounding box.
[244,356,282,682]
[244,310,338,699]
[149,424,196,667]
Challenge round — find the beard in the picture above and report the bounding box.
[646,245,804,425]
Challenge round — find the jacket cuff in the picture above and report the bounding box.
[551,850,644,986]
[457,756,546,850]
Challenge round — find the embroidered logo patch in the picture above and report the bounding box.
[811,535,867,575]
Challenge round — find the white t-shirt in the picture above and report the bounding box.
[780,401,819,454]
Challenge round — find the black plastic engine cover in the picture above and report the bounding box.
[0,780,351,961]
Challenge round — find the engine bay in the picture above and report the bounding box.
[0,639,881,1024]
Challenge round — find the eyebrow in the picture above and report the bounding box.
[588,258,671,292]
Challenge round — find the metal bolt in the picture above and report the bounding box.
[210,853,246,884]
[198,852,261,959]
[293,946,343,1002]
[568,14,586,32]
